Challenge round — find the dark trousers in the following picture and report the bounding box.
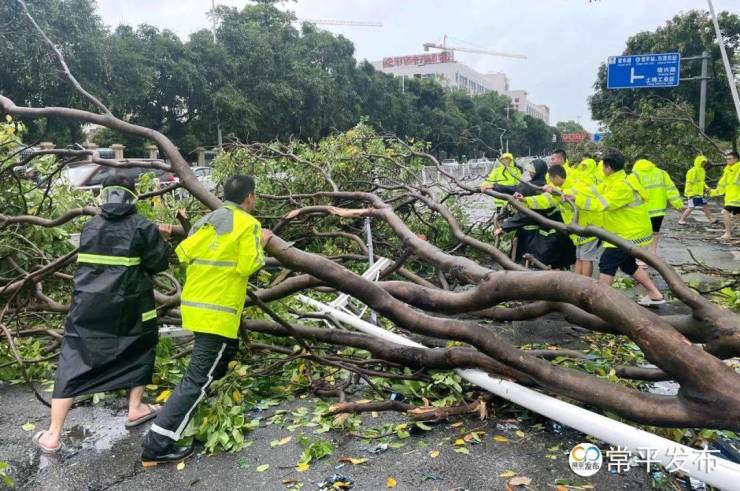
[143,332,238,452]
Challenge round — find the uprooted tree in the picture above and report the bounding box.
[1,0,739,456]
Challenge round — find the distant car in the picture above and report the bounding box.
[441,159,460,166]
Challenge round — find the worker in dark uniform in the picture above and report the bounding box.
[33,174,170,453]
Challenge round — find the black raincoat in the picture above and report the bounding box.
[53,200,170,398]
[497,159,550,263]
[497,160,575,268]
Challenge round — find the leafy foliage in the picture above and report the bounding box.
[1,0,556,158]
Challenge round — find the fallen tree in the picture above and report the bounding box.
[1,0,739,461]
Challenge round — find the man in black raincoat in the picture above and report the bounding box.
[33,174,170,453]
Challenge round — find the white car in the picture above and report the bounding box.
[441,159,460,166]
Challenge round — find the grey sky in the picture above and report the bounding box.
[97,0,740,132]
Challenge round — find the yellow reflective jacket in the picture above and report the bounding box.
[545,160,573,186]
[484,153,522,206]
[574,170,652,248]
[631,159,683,217]
[710,162,740,208]
[684,156,708,198]
[176,202,264,339]
[571,158,602,187]
[524,181,603,246]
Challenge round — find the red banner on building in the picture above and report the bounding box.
[382,51,454,68]
[562,132,588,143]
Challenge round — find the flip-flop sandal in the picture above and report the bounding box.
[125,404,160,428]
[33,431,61,454]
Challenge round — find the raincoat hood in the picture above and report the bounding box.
[577,158,597,174]
[500,153,515,165]
[633,159,656,173]
[100,202,137,219]
[693,155,708,168]
[528,159,548,182]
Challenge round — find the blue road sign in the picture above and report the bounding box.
[607,53,681,89]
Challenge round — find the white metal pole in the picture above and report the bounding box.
[296,295,740,489]
[707,0,740,124]
[363,217,377,324]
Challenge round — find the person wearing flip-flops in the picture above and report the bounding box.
[33,175,171,454]
[562,152,666,307]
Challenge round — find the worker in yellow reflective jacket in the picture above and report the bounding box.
[520,165,603,277]
[709,151,740,240]
[630,156,683,260]
[563,152,665,307]
[571,157,603,187]
[678,155,716,225]
[480,152,522,210]
[142,175,269,466]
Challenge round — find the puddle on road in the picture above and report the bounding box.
[36,409,131,470]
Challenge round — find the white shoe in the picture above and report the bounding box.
[637,295,666,307]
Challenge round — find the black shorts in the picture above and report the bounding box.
[599,247,638,277]
[725,206,740,215]
[650,215,664,233]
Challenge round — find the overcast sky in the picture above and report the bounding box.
[97,0,739,131]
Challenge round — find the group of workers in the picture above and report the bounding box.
[481,148,739,306]
[28,146,739,466]
[33,173,270,467]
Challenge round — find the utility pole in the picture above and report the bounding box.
[681,51,712,132]
[699,50,709,132]
[212,0,223,148]
[707,0,740,125]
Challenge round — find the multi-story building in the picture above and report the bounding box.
[372,52,550,124]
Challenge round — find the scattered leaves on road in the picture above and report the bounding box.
[386,476,397,488]
[155,389,172,403]
[176,461,185,471]
[509,476,532,486]
[338,457,368,465]
[500,470,517,478]
[493,435,509,443]
[430,450,440,458]
[21,422,35,432]
[270,436,292,447]
[256,464,270,472]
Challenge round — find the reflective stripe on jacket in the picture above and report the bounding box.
[709,162,740,207]
[485,153,522,207]
[574,169,653,248]
[631,159,683,217]
[176,202,264,339]
[524,183,603,246]
[684,156,707,198]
